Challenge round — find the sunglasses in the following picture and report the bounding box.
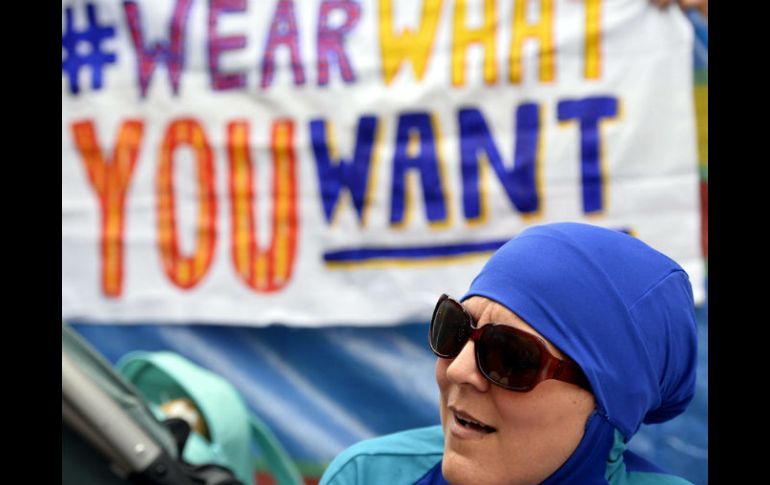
[429,294,590,392]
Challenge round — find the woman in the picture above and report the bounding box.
[320,223,698,485]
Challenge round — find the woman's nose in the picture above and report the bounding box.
[445,340,490,392]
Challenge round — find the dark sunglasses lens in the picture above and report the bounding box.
[430,298,471,357]
[478,327,542,390]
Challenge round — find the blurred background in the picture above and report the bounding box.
[63,1,708,483]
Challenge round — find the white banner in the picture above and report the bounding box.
[62,0,703,326]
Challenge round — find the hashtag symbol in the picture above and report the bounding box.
[62,3,117,94]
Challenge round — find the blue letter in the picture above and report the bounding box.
[390,113,448,226]
[458,104,540,220]
[557,96,618,213]
[310,116,378,225]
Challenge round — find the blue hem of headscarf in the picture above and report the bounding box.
[413,460,449,485]
[541,410,615,484]
[417,410,617,484]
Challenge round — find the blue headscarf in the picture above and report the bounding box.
[462,222,698,440]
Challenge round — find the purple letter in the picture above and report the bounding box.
[123,0,193,98]
[261,0,306,88]
[317,0,360,86]
[208,0,247,91]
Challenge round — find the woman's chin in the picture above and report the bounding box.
[442,449,494,485]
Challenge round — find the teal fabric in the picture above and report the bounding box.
[248,414,305,485]
[118,351,255,485]
[319,426,444,485]
[117,350,303,485]
[319,425,695,485]
[606,430,694,485]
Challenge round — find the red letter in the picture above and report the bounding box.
[157,119,217,289]
[71,120,144,297]
[228,120,298,292]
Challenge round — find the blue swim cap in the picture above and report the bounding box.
[463,222,697,439]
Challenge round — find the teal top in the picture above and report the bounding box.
[319,424,695,485]
[319,426,444,485]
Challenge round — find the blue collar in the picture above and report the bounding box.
[417,411,616,485]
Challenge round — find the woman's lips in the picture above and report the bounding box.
[449,407,497,439]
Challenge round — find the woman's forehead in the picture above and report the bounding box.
[462,296,530,328]
[462,296,567,359]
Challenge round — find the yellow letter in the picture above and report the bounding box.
[509,0,554,84]
[452,0,497,86]
[584,0,602,79]
[72,120,144,297]
[156,119,217,290]
[379,0,443,84]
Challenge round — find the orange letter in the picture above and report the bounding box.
[584,0,602,79]
[379,0,443,84]
[72,120,144,297]
[509,0,554,84]
[451,0,497,86]
[228,120,298,292]
[156,119,217,289]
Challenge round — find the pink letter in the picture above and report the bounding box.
[208,0,247,90]
[261,0,306,88]
[317,0,360,86]
[123,0,193,97]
